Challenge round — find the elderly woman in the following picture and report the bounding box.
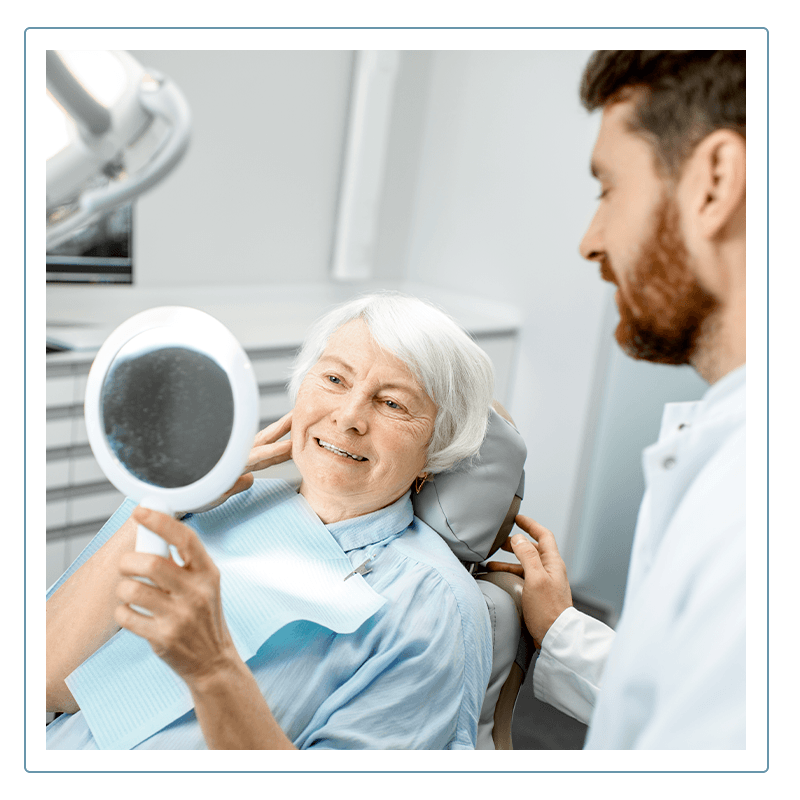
[46,292,495,750]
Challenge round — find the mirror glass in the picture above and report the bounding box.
[101,342,234,488]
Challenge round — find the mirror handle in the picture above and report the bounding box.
[135,524,171,559]
[136,494,173,558]
[130,496,173,615]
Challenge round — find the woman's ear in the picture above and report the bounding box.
[685,129,746,241]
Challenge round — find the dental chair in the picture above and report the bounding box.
[412,402,533,750]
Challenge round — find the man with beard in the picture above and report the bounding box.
[489,51,746,748]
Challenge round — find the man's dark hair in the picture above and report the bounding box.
[580,50,746,177]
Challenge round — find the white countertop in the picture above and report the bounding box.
[46,281,521,361]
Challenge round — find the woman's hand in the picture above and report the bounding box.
[114,506,296,749]
[245,410,293,472]
[114,506,237,686]
[179,411,294,515]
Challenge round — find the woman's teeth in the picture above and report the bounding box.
[316,439,367,461]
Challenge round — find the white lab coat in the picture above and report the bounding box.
[533,365,746,749]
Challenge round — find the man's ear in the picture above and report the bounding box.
[686,129,746,240]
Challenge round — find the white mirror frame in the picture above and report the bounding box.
[84,306,259,547]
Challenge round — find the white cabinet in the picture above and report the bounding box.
[46,357,124,586]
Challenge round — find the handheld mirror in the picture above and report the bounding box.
[85,306,259,559]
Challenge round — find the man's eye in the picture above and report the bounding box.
[385,400,401,410]
[327,375,341,385]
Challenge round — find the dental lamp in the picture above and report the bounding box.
[46,50,191,251]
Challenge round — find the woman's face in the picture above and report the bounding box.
[292,319,437,523]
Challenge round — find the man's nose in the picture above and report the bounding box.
[332,391,368,434]
[579,210,604,263]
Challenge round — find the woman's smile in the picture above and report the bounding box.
[314,437,368,462]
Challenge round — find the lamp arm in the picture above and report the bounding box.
[46,50,111,136]
[46,70,191,251]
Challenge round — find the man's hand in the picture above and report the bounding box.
[486,514,573,648]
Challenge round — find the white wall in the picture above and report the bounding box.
[400,50,611,556]
[127,50,354,287]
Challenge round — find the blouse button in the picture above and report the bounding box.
[663,456,677,470]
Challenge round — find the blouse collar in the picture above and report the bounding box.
[323,490,414,553]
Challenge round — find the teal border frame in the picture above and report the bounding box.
[23,26,770,775]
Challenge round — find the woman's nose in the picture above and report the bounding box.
[332,392,368,434]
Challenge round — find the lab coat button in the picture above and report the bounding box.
[663,456,677,469]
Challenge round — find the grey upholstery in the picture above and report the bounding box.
[412,407,527,563]
[475,571,535,749]
[475,577,522,749]
[411,403,532,749]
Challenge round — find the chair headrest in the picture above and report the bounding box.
[411,406,526,563]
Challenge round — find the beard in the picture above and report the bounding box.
[601,196,719,365]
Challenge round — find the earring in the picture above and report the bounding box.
[414,474,428,494]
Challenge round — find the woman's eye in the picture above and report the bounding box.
[327,375,341,385]
[385,400,401,410]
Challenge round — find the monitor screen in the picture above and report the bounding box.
[46,203,133,284]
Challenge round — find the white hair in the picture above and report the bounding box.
[288,292,494,474]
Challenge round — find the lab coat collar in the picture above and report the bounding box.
[323,490,414,553]
[657,364,746,439]
[700,363,746,415]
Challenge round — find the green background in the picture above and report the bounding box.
[10,2,798,796]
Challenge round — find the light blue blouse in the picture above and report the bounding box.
[46,483,492,750]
